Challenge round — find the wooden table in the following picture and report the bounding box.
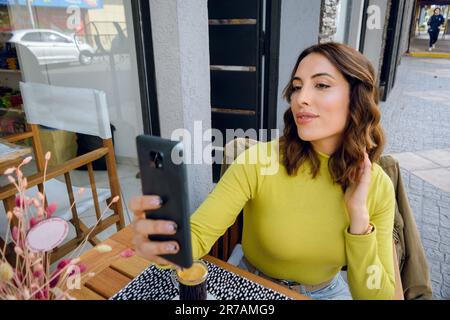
[69,226,309,300]
[0,138,32,174]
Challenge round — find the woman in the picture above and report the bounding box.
[130,43,396,300]
[428,8,445,51]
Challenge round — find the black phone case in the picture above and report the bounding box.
[136,135,193,268]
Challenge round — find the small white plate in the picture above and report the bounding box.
[172,292,217,300]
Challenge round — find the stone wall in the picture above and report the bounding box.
[319,0,340,43]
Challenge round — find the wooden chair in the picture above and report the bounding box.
[210,138,405,300]
[0,82,125,263]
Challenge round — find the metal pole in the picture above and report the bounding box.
[26,0,36,29]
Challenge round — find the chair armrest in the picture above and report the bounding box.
[0,147,109,200]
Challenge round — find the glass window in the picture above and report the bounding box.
[21,32,44,42]
[1,1,146,207]
[42,32,70,43]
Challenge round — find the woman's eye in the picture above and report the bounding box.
[316,83,330,89]
[292,86,302,91]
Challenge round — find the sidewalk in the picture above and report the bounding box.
[409,34,450,58]
[380,56,450,300]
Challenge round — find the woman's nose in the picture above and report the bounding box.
[295,85,312,107]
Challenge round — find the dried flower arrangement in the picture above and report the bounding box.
[0,152,133,300]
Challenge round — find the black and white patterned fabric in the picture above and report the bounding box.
[111,260,291,300]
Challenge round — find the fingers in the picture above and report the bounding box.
[130,196,181,268]
[129,196,163,218]
[363,152,372,170]
[133,219,178,236]
[134,234,180,262]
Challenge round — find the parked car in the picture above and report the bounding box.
[0,29,95,65]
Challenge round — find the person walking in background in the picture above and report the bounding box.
[428,7,445,51]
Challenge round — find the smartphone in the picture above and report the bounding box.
[136,135,193,268]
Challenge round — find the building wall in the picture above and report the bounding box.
[361,0,390,78]
[276,0,322,130]
[149,0,213,213]
[398,0,416,56]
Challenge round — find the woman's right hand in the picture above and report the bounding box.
[129,195,180,267]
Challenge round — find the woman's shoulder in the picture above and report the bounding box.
[370,162,395,196]
[232,139,281,177]
[234,139,280,163]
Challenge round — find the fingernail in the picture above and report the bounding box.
[166,244,178,252]
[166,223,178,233]
[146,197,162,207]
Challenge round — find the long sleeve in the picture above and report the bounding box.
[190,146,261,259]
[344,169,396,300]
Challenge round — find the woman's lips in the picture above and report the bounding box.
[296,113,319,125]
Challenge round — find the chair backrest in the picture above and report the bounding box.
[1,82,125,263]
[211,138,406,300]
[20,82,112,139]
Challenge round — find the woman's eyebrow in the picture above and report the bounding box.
[311,73,335,80]
[292,73,335,82]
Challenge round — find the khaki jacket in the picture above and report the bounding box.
[379,156,433,300]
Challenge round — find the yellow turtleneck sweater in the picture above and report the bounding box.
[190,140,396,300]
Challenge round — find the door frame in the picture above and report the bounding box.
[131,0,161,136]
[262,0,282,137]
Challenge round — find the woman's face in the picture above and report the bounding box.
[435,9,440,15]
[290,53,351,155]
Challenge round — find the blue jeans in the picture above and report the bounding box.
[298,272,353,300]
[237,255,353,300]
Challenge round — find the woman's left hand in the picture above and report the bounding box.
[344,152,372,234]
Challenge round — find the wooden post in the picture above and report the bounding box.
[102,138,125,230]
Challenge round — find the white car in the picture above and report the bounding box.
[1,29,95,65]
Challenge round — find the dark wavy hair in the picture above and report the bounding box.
[280,42,385,191]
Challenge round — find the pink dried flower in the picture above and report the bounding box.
[78,263,87,273]
[33,263,44,273]
[16,196,23,208]
[14,246,23,256]
[1,160,109,300]
[12,226,19,241]
[49,275,60,289]
[37,208,44,219]
[57,259,71,270]
[45,202,57,218]
[45,152,51,161]
[111,196,120,203]
[22,156,33,165]
[32,199,40,208]
[35,289,48,300]
[13,209,22,219]
[30,217,38,228]
[4,167,15,175]
[120,248,135,258]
